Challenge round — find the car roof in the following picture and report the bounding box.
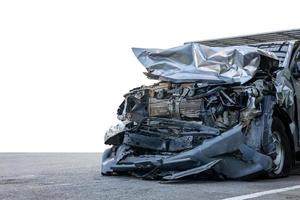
[186,29,300,68]
[187,29,300,47]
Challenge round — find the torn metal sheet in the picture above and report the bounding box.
[102,40,299,181]
[275,68,294,108]
[162,160,221,180]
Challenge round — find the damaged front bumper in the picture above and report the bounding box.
[102,124,273,180]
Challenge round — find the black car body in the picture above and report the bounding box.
[102,30,300,181]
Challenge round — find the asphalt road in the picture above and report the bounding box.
[1,153,300,200]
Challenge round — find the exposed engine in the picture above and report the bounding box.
[107,80,271,152]
[118,81,268,129]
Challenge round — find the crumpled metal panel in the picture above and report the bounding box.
[102,125,273,180]
[275,68,294,108]
[133,43,278,84]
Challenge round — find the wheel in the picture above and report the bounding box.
[268,117,292,177]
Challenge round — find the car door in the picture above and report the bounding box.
[289,45,300,145]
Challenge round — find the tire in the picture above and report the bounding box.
[268,117,292,178]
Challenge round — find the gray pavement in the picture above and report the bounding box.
[1,153,300,200]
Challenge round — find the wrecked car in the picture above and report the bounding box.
[102,30,300,181]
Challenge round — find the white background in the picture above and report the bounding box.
[0,0,299,152]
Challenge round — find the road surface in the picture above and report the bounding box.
[1,153,300,200]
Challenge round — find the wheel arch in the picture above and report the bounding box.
[273,106,296,165]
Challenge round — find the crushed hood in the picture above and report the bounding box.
[132,43,278,84]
